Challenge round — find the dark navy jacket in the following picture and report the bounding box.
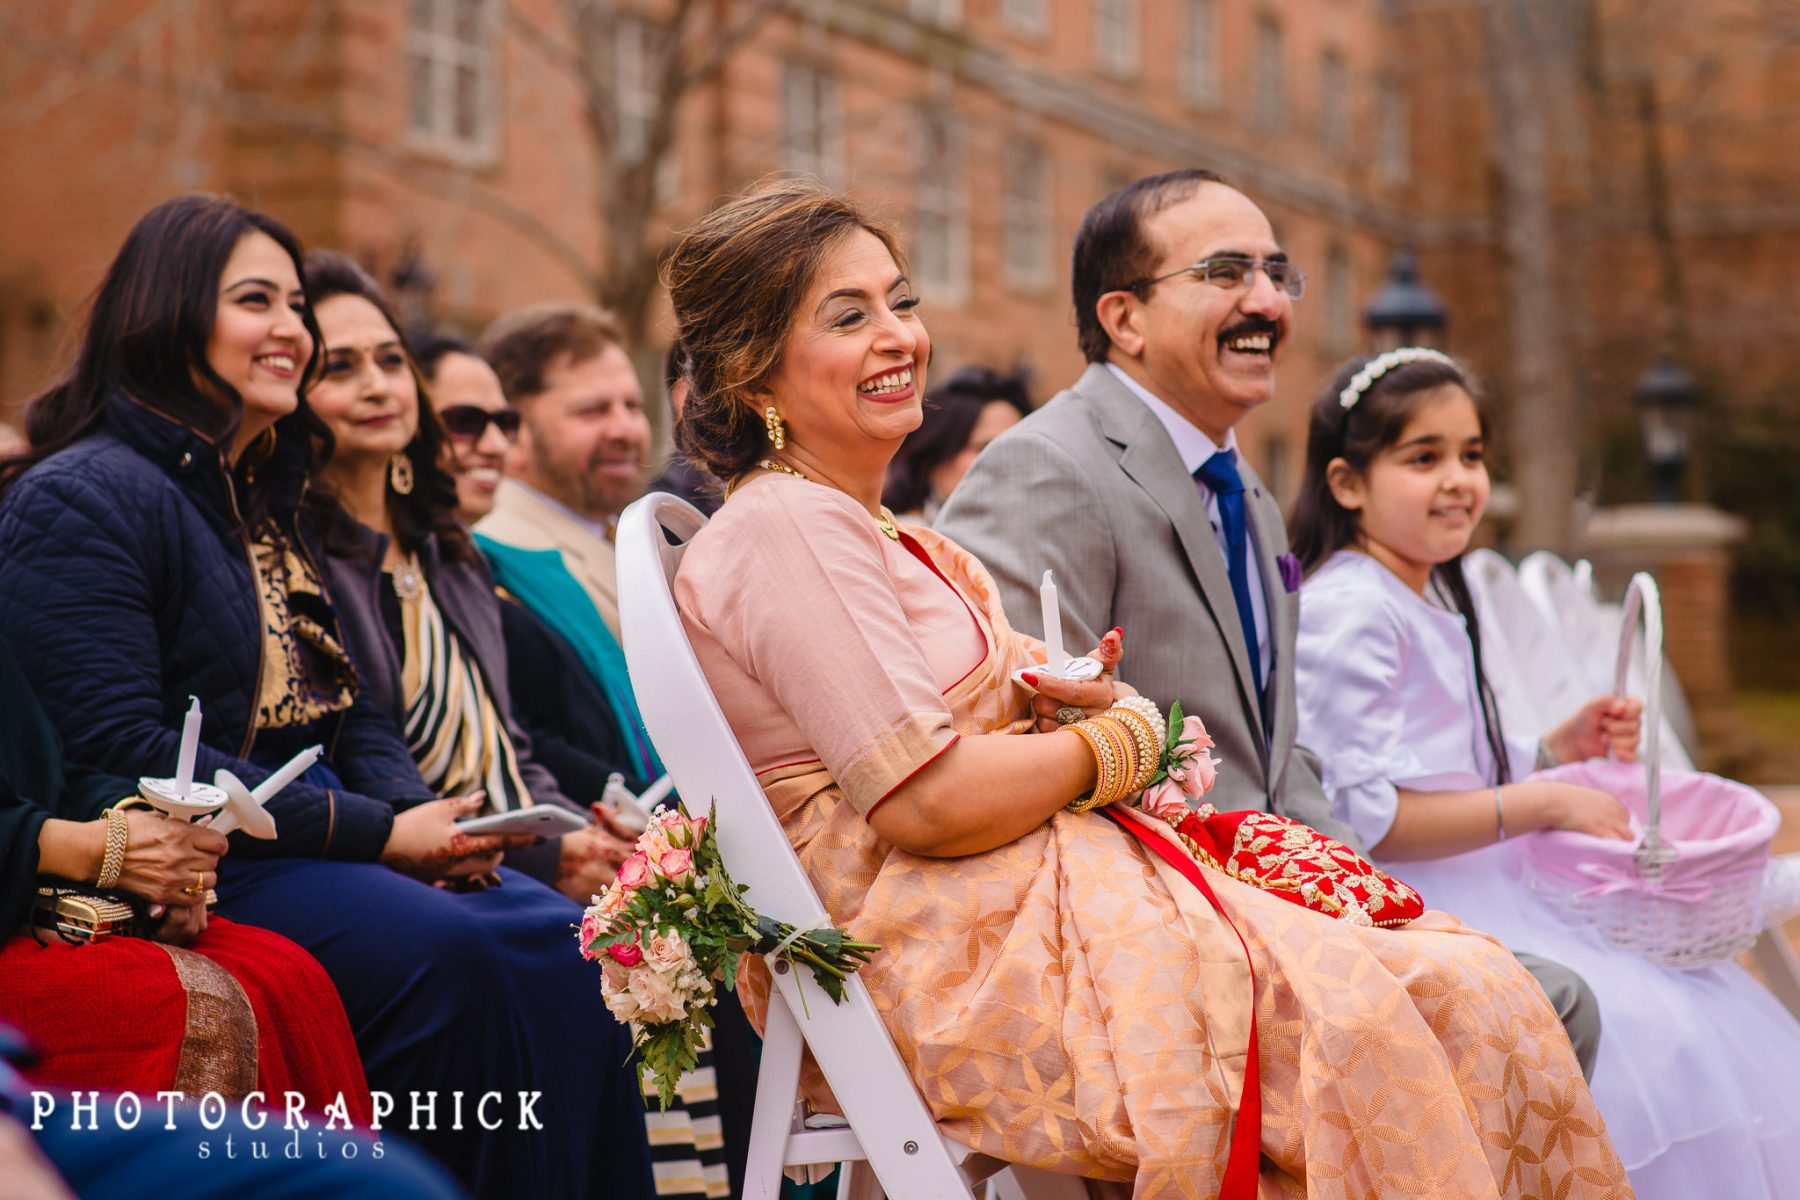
[0,394,431,860]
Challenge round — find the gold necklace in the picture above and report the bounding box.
[757,459,900,541]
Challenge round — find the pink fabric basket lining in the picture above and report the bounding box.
[1526,760,1779,897]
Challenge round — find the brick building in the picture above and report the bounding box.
[0,0,1794,519]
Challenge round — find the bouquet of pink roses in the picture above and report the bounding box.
[578,803,878,1108]
[1130,701,1223,825]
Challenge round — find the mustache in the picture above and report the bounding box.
[1217,317,1282,345]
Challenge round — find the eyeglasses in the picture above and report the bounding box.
[1124,255,1307,300]
[438,405,522,443]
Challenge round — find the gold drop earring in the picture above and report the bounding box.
[764,406,786,451]
[389,451,415,496]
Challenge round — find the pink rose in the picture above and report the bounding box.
[660,848,694,885]
[606,940,645,968]
[1137,780,1190,825]
[616,852,652,890]
[1182,749,1220,798]
[646,929,692,972]
[1179,715,1213,751]
[578,909,606,960]
[627,963,688,1023]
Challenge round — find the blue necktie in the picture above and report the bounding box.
[1194,449,1264,700]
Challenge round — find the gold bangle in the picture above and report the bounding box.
[1069,715,1142,812]
[1109,707,1161,795]
[1067,721,1117,813]
[95,807,128,889]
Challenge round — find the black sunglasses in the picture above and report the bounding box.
[438,405,522,443]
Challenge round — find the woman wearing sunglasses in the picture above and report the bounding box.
[300,251,640,906]
[413,335,521,525]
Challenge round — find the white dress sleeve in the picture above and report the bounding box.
[1295,574,1432,849]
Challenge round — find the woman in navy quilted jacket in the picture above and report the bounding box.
[0,195,652,1200]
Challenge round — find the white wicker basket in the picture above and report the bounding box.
[1525,573,1779,970]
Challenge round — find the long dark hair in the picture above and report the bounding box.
[1290,351,1513,783]
[882,365,1032,512]
[0,194,330,514]
[301,250,472,564]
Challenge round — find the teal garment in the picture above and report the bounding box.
[475,536,664,782]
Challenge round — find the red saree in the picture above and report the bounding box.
[0,916,372,1123]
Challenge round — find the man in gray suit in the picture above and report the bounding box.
[937,168,1601,1075]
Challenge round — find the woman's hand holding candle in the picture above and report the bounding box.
[1024,628,1133,734]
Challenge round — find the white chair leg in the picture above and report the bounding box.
[837,1160,886,1200]
[1751,930,1800,1021]
[744,990,806,1200]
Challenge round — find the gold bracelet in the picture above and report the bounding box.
[95,807,128,889]
[1067,720,1117,813]
[1068,714,1143,812]
[1109,707,1162,795]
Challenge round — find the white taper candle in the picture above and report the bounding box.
[173,696,202,799]
[250,744,323,803]
[1040,570,1067,671]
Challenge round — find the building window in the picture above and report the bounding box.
[783,63,846,186]
[1320,47,1349,153]
[1254,13,1285,130]
[1000,0,1048,39]
[1003,139,1052,291]
[406,0,499,159]
[1180,0,1221,106]
[1094,0,1140,79]
[912,0,963,28]
[1326,241,1354,353]
[1378,78,1410,184]
[913,113,968,304]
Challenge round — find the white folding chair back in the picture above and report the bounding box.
[1463,549,1588,742]
[616,493,1086,1200]
[1517,551,1695,769]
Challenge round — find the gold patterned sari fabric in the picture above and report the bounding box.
[248,522,357,730]
[676,480,1630,1200]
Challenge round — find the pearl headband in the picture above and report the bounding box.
[1337,347,1458,411]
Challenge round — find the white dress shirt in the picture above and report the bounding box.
[1106,363,1272,685]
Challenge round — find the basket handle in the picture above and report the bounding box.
[1613,573,1664,846]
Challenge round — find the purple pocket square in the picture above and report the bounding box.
[1277,553,1302,594]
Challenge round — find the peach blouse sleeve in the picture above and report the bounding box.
[698,485,959,816]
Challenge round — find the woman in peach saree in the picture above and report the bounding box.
[664,181,1629,1199]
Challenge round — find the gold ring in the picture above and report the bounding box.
[182,872,206,896]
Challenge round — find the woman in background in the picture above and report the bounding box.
[0,198,652,1199]
[881,364,1029,524]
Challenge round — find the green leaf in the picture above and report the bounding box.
[1166,700,1185,753]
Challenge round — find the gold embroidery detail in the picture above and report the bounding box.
[157,944,259,1096]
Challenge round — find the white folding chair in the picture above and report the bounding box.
[1518,551,1696,770]
[616,493,1090,1200]
[1463,549,1590,743]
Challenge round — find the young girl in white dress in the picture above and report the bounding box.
[1289,348,1800,1198]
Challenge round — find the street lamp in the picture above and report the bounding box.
[1634,355,1700,504]
[1363,250,1447,351]
[389,245,438,340]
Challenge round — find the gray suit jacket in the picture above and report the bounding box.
[936,363,1359,848]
